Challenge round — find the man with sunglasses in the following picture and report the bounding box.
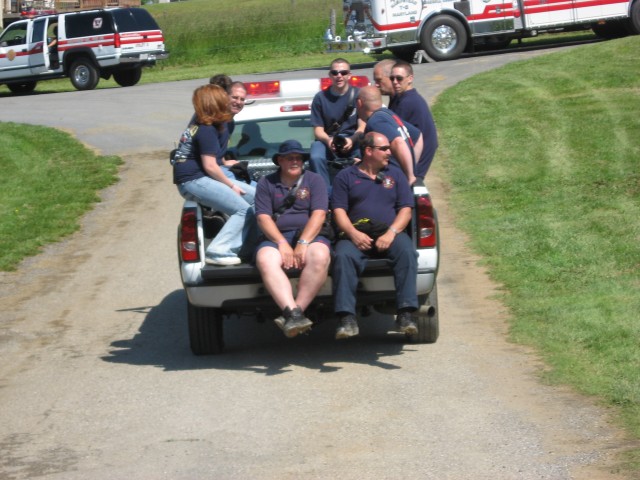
[388,61,439,181]
[310,58,366,193]
[330,132,419,340]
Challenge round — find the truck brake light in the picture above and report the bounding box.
[114,33,121,49]
[416,195,437,248]
[321,75,370,90]
[180,207,200,262]
[281,104,311,112]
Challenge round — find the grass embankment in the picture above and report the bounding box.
[0,124,121,271]
[432,35,640,470]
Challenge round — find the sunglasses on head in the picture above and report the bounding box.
[330,69,350,76]
[389,75,406,82]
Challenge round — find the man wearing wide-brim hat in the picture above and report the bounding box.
[254,140,332,338]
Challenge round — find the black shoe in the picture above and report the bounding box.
[335,314,359,340]
[396,311,418,336]
[282,306,313,338]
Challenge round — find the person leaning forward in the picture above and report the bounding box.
[254,140,332,338]
[357,86,423,186]
[330,132,420,340]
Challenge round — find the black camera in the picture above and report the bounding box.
[331,134,351,157]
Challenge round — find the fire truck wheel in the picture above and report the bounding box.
[629,0,640,34]
[70,58,100,91]
[7,81,37,94]
[113,66,142,87]
[420,15,467,61]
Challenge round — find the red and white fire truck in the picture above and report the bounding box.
[326,0,639,61]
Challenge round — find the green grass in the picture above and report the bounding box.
[0,123,121,271]
[432,35,640,470]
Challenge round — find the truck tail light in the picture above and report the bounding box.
[416,195,437,248]
[114,33,121,48]
[246,81,280,96]
[180,207,200,262]
[281,104,311,112]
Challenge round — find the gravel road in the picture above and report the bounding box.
[0,44,631,479]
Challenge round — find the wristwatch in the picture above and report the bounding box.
[297,239,310,245]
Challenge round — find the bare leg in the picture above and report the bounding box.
[295,243,331,311]
[255,247,296,310]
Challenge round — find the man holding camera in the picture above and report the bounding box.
[309,58,366,194]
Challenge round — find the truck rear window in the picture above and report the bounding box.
[111,8,160,32]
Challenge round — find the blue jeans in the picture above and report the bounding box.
[332,232,418,315]
[178,176,256,260]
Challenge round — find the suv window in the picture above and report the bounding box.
[111,8,160,32]
[65,12,114,38]
[0,23,28,46]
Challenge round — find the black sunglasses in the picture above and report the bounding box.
[389,75,406,82]
[370,145,391,151]
[330,69,350,76]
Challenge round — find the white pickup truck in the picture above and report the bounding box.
[176,77,440,355]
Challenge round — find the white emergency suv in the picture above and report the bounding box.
[177,76,440,355]
[327,0,640,61]
[0,7,168,93]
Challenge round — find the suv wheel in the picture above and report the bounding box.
[70,58,99,91]
[7,81,37,94]
[187,301,224,355]
[113,66,142,87]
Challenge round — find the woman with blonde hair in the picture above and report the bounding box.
[173,84,256,265]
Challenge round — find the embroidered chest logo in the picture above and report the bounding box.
[296,187,310,199]
[381,176,395,189]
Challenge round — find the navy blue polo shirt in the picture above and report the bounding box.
[365,108,421,172]
[255,170,329,233]
[331,164,414,227]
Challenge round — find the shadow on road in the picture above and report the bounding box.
[102,290,412,374]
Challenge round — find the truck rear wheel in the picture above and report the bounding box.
[628,0,640,34]
[420,15,467,61]
[113,66,142,87]
[7,81,37,94]
[70,58,100,91]
[187,301,224,355]
[412,282,439,343]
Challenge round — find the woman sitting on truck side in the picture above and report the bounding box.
[173,84,256,266]
[254,140,332,338]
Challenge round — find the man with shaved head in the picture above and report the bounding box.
[356,85,423,185]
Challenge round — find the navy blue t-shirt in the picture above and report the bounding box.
[311,86,359,136]
[255,171,329,233]
[173,123,229,185]
[331,164,413,227]
[389,88,438,178]
[365,108,421,174]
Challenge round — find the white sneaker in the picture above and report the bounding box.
[205,256,241,266]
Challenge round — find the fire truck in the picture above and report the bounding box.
[326,0,640,61]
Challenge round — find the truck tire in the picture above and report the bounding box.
[7,81,37,94]
[70,58,100,91]
[187,301,224,355]
[628,0,640,34]
[592,20,628,38]
[412,282,439,343]
[113,66,142,87]
[420,15,467,61]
